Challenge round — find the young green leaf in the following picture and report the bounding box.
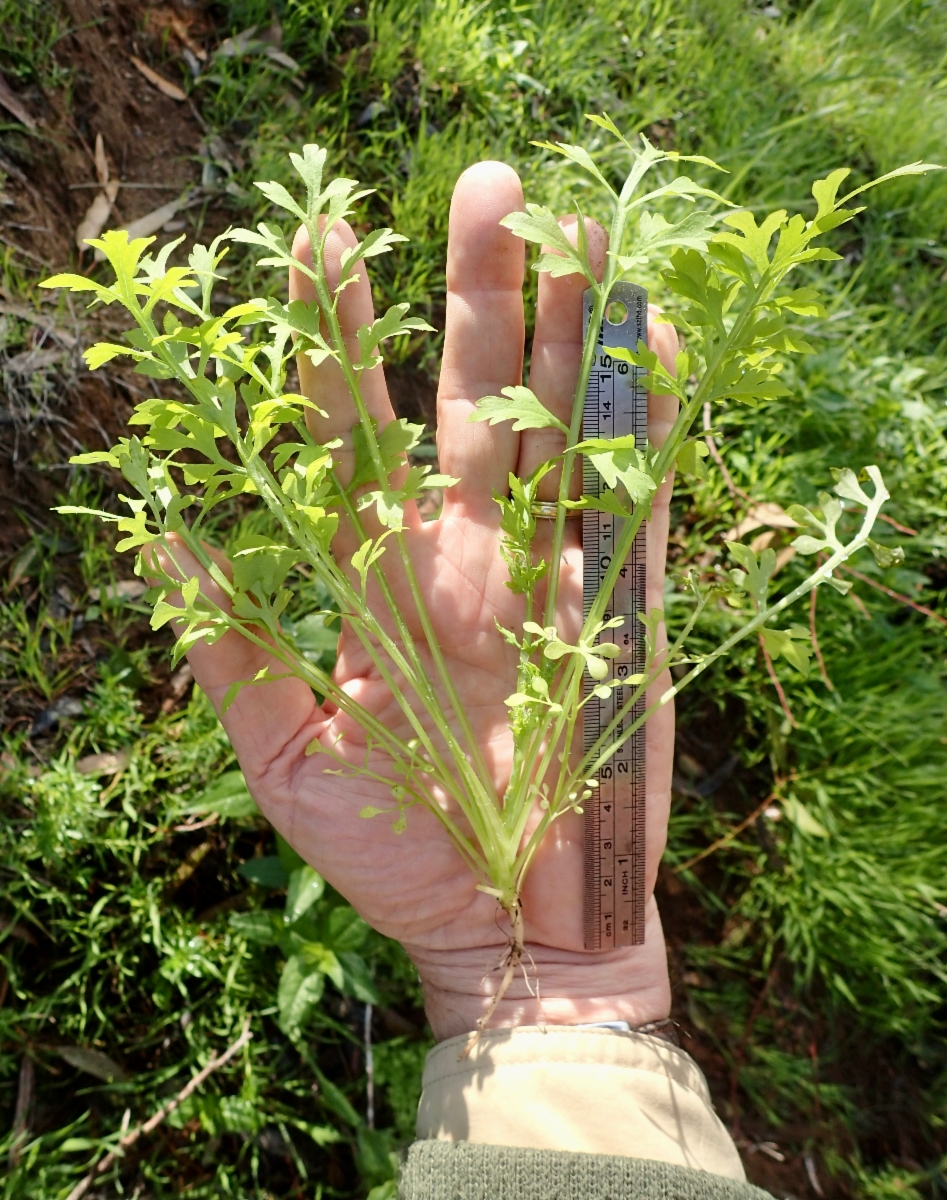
[563,490,632,518]
[500,204,594,282]
[762,627,811,677]
[531,140,616,195]
[468,386,569,434]
[782,796,829,838]
[289,143,328,209]
[727,541,777,609]
[356,303,434,368]
[575,435,656,503]
[831,467,871,506]
[255,179,307,221]
[866,539,905,569]
[232,536,300,595]
[677,439,710,481]
[614,209,718,272]
[351,537,388,591]
[285,865,326,924]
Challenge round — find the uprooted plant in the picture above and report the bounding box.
[42,119,936,1032]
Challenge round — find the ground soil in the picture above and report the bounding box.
[0,0,214,558]
[0,0,445,559]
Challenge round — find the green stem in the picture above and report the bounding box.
[582,510,881,780]
[308,221,497,803]
[331,483,507,864]
[158,532,491,874]
[543,200,631,627]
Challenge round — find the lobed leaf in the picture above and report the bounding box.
[575,435,656,503]
[255,179,307,220]
[500,204,594,282]
[532,139,616,195]
[762,627,812,678]
[468,386,568,434]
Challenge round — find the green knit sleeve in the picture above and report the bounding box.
[399,1141,774,1200]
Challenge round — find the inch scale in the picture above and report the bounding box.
[581,282,649,952]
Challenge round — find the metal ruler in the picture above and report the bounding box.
[582,282,649,951]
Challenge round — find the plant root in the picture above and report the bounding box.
[459,900,524,1060]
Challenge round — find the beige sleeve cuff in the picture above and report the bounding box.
[416,1025,745,1182]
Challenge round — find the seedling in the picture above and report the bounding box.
[42,120,937,1029]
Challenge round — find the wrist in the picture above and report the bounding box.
[408,901,671,1042]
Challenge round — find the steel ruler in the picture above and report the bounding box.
[581,282,649,951]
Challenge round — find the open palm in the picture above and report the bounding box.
[174,162,679,1040]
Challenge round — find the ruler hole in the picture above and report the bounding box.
[606,300,628,326]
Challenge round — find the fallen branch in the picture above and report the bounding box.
[673,777,794,875]
[758,632,797,728]
[65,1019,252,1200]
[876,512,918,537]
[840,565,947,627]
[703,402,749,501]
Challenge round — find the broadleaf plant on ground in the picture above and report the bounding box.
[42,123,938,1032]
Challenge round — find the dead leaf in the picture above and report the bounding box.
[88,579,149,602]
[75,180,120,252]
[76,749,131,777]
[162,663,194,714]
[129,196,191,238]
[92,195,191,262]
[0,301,77,348]
[5,347,64,375]
[750,530,776,553]
[0,74,37,130]
[724,501,797,543]
[265,46,301,71]
[774,546,796,573]
[56,1046,129,1083]
[169,662,194,698]
[216,27,260,58]
[145,7,208,57]
[94,133,109,187]
[149,9,208,61]
[10,1057,33,1167]
[130,55,187,101]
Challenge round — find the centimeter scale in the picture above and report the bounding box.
[582,282,649,952]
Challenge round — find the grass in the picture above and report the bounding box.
[1,0,947,1196]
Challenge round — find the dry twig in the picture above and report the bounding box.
[673,777,794,874]
[758,632,797,727]
[703,402,749,501]
[840,565,947,628]
[65,1019,252,1200]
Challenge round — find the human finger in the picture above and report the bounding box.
[437,161,526,525]
[519,215,608,500]
[290,220,419,554]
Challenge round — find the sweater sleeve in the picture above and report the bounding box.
[399,1026,769,1200]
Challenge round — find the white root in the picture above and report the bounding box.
[459,900,525,1060]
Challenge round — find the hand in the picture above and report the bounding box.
[167,162,679,1041]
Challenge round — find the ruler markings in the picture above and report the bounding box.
[582,282,648,951]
